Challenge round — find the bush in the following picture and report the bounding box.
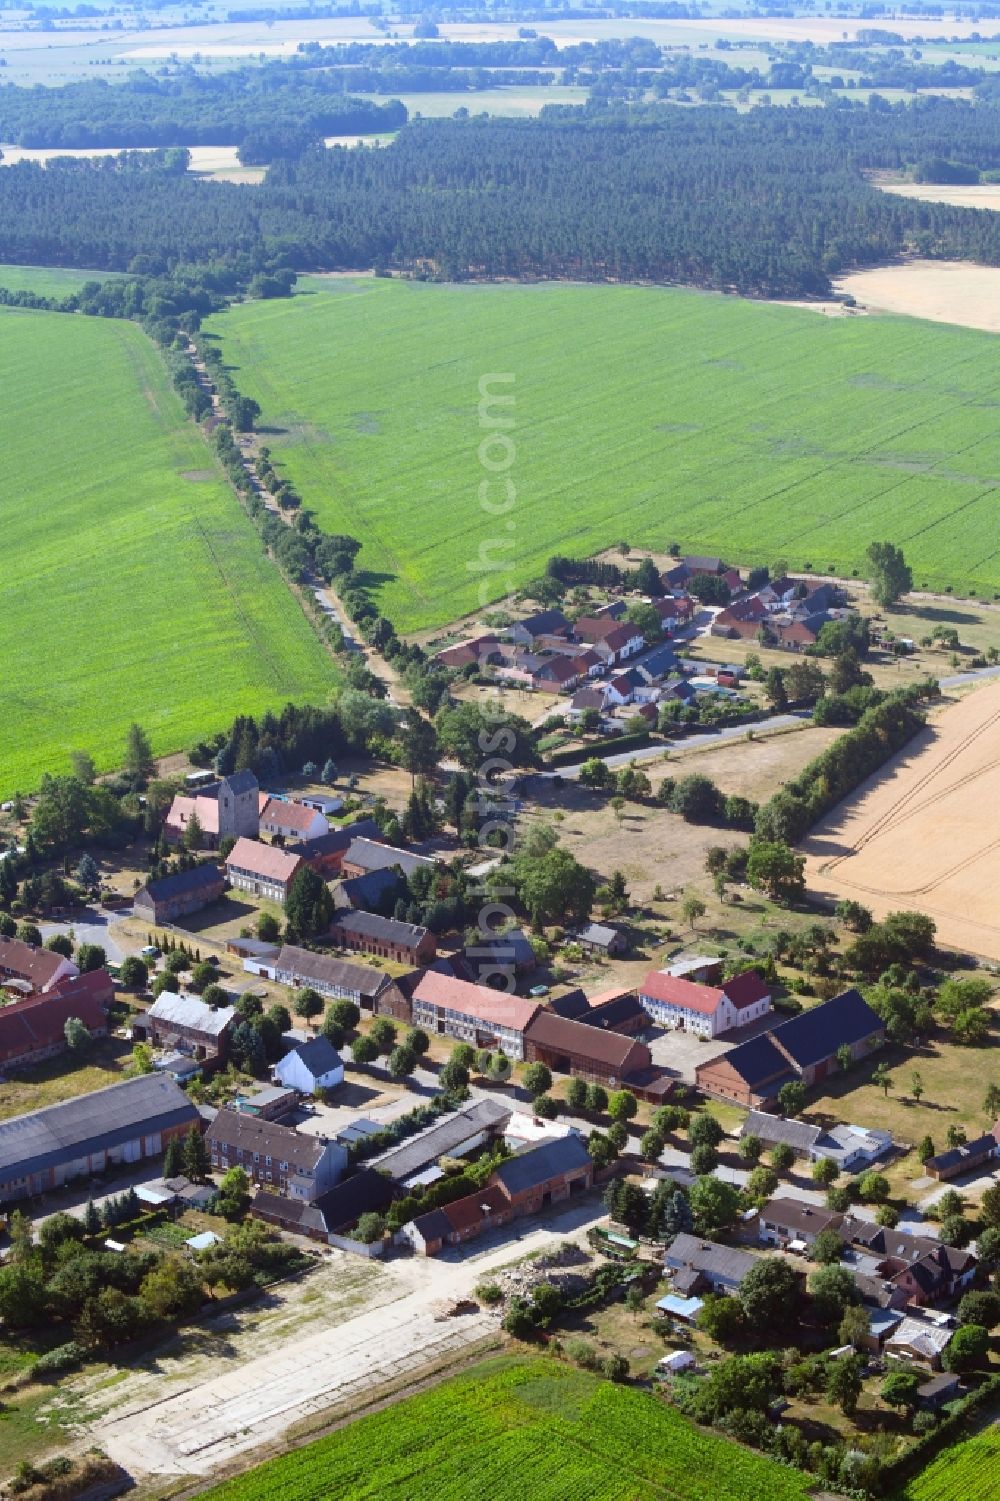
[601,1352,630,1383]
[475,1281,503,1306]
[354,1212,386,1245]
[31,1341,86,1378]
[502,1297,536,1339]
[564,1337,599,1370]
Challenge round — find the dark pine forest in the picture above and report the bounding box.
[4,101,1000,298]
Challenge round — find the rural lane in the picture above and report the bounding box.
[551,712,811,778]
[939,664,1000,689]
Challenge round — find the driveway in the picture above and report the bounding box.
[93,1194,606,1481]
[40,909,125,964]
[643,1013,777,1087]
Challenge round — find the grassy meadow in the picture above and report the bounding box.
[2,307,334,795]
[200,1355,815,1501]
[208,277,1000,631]
[0,262,118,296]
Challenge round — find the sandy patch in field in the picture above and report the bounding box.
[0,144,129,165]
[834,260,1000,333]
[879,181,1000,212]
[804,680,1000,961]
[186,145,241,172]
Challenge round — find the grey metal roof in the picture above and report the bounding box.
[147,991,236,1037]
[772,989,883,1068]
[0,1074,199,1180]
[333,909,429,948]
[274,945,389,998]
[924,1133,998,1175]
[222,770,259,795]
[492,1133,592,1197]
[741,1111,820,1153]
[665,1232,756,1286]
[136,862,223,903]
[575,923,620,946]
[344,838,436,878]
[371,1099,511,1181]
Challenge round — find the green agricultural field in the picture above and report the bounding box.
[0,262,118,296]
[2,307,334,795]
[200,1355,814,1501]
[207,277,1000,631]
[897,1421,1000,1500]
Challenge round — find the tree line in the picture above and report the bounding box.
[4,99,1000,295]
[0,69,405,149]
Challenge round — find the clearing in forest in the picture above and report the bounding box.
[3,307,333,794]
[208,277,1000,631]
[804,679,1000,961]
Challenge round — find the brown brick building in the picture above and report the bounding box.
[523,1009,651,1087]
[329,910,436,966]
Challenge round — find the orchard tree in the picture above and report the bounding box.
[64,1017,92,1053]
[777,1081,807,1118]
[739,1258,800,1328]
[689,1175,740,1235]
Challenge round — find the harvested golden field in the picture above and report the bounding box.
[878,181,1000,212]
[804,680,1000,959]
[834,260,1000,333]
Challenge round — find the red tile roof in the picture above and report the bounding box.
[0,937,75,993]
[723,971,770,1008]
[573,615,621,643]
[260,798,323,834]
[166,793,221,837]
[226,838,303,884]
[640,971,726,1016]
[0,970,112,1063]
[442,1185,508,1234]
[412,972,540,1033]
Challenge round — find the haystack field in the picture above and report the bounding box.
[804,680,1000,960]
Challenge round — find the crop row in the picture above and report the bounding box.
[201,1356,813,1501]
[2,307,332,795]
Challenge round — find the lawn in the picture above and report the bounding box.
[0,1037,131,1120]
[0,262,118,296]
[2,306,335,795]
[199,1354,814,1501]
[806,1022,1000,1198]
[896,1420,1000,1500]
[206,277,1000,631]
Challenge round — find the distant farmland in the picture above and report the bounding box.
[3,307,333,794]
[208,278,1000,631]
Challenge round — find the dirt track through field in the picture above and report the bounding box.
[804,681,1000,959]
